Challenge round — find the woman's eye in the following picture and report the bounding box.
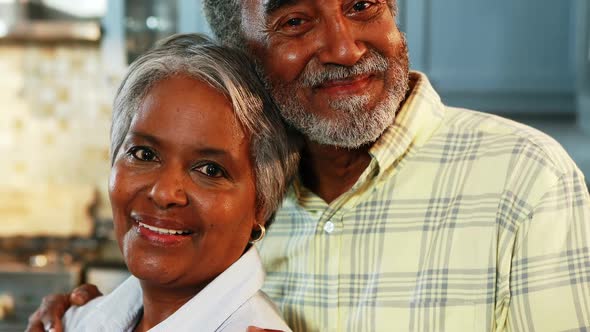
[194,163,224,178]
[129,147,158,162]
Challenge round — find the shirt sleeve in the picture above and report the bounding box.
[505,169,590,331]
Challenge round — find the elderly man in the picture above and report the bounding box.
[28,1,590,331]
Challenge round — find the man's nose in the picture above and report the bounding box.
[148,165,189,209]
[316,17,367,66]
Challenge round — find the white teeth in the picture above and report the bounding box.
[138,222,190,235]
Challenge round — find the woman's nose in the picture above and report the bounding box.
[148,166,189,209]
[316,17,367,66]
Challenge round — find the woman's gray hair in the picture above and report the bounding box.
[202,0,398,47]
[111,33,300,225]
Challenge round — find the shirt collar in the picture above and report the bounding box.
[91,247,265,331]
[92,276,143,331]
[369,71,445,177]
[150,246,265,331]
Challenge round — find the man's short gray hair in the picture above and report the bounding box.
[111,33,300,225]
[202,0,398,47]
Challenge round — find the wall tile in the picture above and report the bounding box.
[0,43,122,237]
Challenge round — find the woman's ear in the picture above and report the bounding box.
[248,221,266,244]
[254,204,267,228]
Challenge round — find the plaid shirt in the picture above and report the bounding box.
[258,72,590,332]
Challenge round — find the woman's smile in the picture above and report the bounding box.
[136,222,192,236]
[131,212,195,246]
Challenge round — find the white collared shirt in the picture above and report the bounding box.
[64,247,291,332]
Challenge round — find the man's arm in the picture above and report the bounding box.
[24,285,281,332]
[505,170,590,331]
[25,284,102,332]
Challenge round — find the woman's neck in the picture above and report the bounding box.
[133,282,205,332]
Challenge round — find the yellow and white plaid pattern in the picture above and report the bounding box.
[258,72,590,332]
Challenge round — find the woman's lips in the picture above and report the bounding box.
[131,213,194,246]
[137,221,191,235]
[134,222,193,246]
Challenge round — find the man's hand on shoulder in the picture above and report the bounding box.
[247,327,285,332]
[25,284,102,332]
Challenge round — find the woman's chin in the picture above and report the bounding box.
[124,253,182,285]
[132,267,188,290]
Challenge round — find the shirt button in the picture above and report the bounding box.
[324,221,335,234]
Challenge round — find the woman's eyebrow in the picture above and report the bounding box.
[127,131,232,157]
[126,131,160,145]
[193,147,230,157]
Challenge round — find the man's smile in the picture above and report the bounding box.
[314,74,374,96]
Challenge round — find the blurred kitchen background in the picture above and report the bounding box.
[0,0,588,330]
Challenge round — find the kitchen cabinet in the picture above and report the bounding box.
[576,0,590,134]
[399,0,576,115]
[101,0,209,73]
[0,263,81,332]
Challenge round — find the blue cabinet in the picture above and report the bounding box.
[576,0,590,133]
[101,0,211,71]
[399,0,576,114]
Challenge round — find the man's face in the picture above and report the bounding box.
[241,0,409,148]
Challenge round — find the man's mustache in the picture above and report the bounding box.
[298,49,389,88]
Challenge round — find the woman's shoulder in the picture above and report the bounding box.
[218,290,292,332]
[63,293,110,330]
[63,276,143,331]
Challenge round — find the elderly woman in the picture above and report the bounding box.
[62,34,299,331]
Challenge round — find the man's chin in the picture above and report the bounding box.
[283,106,396,149]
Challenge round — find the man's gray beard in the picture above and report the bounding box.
[259,46,410,149]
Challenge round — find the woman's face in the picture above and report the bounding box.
[109,75,258,290]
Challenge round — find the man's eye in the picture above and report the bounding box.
[285,17,305,27]
[129,147,158,162]
[194,163,225,178]
[348,0,384,18]
[352,1,372,11]
[275,15,312,34]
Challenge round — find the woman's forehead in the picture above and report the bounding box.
[131,76,248,149]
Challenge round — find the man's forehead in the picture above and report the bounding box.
[258,0,395,17]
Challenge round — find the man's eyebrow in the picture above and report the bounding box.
[265,0,299,16]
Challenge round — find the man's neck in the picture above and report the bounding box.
[300,140,372,204]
